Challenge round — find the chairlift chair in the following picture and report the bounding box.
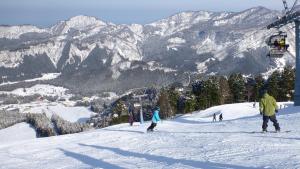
[266,31,289,58]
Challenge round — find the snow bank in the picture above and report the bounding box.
[182,103,260,122]
[0,122,36,144]
[179,102,295,123]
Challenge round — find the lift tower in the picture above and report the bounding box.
[267,0,300,105]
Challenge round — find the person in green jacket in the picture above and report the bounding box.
[259,90,280,132]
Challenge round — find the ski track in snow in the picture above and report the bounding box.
[0,103,300,169]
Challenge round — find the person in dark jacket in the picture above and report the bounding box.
[219,113,223,121]
[212,113,216,122]
[147,107,161,132]
[259,90,280,132]
[128,103,134,126]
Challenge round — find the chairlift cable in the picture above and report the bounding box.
[282,0,290,14]
[290,0,299,14]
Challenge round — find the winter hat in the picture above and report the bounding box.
[259,88,268,98]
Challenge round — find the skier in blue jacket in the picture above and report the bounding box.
[147,107,161,132]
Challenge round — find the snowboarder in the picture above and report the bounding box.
[219,113,223,121]
[147,106,161,132]
[128,103,134,126]
[259,89,280,132]
[212,113,216,122]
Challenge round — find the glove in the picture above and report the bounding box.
[275,109,278,113]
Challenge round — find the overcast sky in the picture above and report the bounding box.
[0,0,297,27]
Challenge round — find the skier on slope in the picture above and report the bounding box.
[212,113,216,122]
[219,113,223,121]
[147,106,161,132]
[259,89,280,132]
[128,103,134,126]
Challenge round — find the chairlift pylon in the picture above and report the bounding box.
[266,0,300,106]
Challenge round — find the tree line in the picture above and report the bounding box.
[158,66,295,118]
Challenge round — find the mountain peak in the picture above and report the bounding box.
[68,15,103,23]
[241,6,275,15]
[52,15,107,35]
[66,15,107,28]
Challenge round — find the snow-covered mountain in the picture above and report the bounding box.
[0,7,296,92]
[0,102,299,168]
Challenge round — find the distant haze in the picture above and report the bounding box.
[0,0,295,27]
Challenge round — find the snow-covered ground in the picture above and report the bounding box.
[0,102,299,169]
[0,101,95,123]
[0,73,61,86]
[0,84,71,98]
[25,103,96,123]
[0,122,36,144]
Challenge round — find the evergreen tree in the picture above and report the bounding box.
[158,88,174,119]
[192,76,223,109]
[177,96,186,114]
[267,71,281,100]
[228,73,246,103]
[279,66,295,101]
[192,80,209,109]
[254,75,265,100]
[219,76,232,104]
[205,76,221,106]
[112,100,126,116]
[184,95,196,113]
[167,88,180,114]
[245,77,256,102]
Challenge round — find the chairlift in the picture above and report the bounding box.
[266,31,289,58]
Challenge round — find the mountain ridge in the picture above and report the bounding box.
[0,6,295,92]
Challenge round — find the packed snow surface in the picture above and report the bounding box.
[0,102,300,169]
[0,123,36,144]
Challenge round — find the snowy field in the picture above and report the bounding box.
[0,102,299,169]
[0,84,71,98]
[0,101,95,123]
[0,73,61,86]
[0,83,97,122]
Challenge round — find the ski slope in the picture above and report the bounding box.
[0,102,299,169]
[0,123,36,144]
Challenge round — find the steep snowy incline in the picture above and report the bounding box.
[0,102,299,169]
